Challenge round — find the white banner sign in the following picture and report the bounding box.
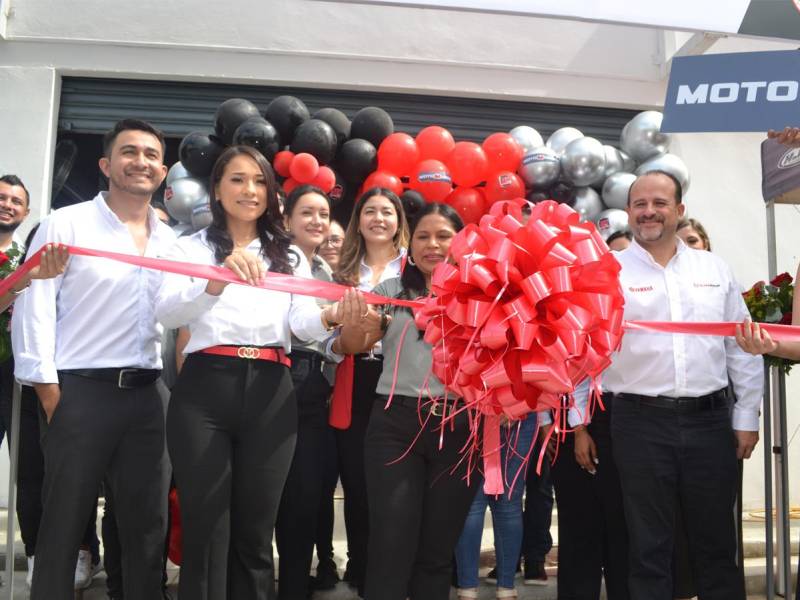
[336,0,800,42]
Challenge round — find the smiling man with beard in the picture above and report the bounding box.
[602,170,763,600]
[13,119,175,600]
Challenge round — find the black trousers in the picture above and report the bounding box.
[611,397,744,600]
[168,353,297,600]
[315,424,339,567]
[550,403,630,600]
[364,396,478,600]
[275,351,332,599]
[335,356,383,594]
[31,373,169,600]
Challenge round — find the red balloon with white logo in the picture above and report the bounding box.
[483,171,525,204]
[409,159,453,202]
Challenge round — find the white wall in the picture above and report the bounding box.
[0,1,798,509]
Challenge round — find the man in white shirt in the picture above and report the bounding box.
[606,170,762,600]
[12,119,175,600]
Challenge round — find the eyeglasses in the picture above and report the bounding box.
[322,235,344,247]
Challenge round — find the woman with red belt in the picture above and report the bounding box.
[155,146,339,600]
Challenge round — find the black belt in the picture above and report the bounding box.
[379,394,463,417]
[289,349,326,374]
[615,388,729,413]
[60,368,161,390]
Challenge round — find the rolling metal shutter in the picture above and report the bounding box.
[58,77,638,145]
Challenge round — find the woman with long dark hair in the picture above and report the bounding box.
[155,146,340,600]
[273,184,340,599]
[332,187,409,595]
[338,202,478,600]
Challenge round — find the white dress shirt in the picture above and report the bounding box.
[357,248,406,291]
[13,193,177,385]
[603,239,763,431]
[155,229,329,354]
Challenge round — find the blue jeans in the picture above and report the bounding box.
[455,417,536,589]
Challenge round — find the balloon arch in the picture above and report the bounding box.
[165,95,690,241]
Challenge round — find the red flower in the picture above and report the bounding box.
[771,272,793,287]
[781,312,794,325]
[0,252,8,267]
[754,281,766,297]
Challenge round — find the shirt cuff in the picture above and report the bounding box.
[568,407,590,428]
[14,359,59,386]
[538,410,553,426]
[732,405,760,431]
[324,334,344,364]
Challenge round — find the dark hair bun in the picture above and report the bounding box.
[400,190,426,222]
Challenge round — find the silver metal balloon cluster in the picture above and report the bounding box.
[516,110,690,242]
[164,161,211,236]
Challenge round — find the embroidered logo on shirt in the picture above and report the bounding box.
[628,285,653,292]
[693,283,720,288]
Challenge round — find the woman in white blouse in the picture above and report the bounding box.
[331,188,409,595]
[155,146,339,600]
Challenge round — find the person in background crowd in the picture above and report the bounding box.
[151,200,174,227]
[677,218,711,251]
[606,170,762,600]
[738,124,800,600]
[455,416,537,600]
[313,218,346,592]
[337,202,476,600]
[332,188,409,596]
[155,146,341,600]
[275,184,343,600]
[606,230,632,252]
[12,119,175,600]
[517,446,554,587]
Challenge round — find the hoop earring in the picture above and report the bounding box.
[407,256,416,266]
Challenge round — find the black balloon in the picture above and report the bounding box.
[290,119,338,165]
[526,191,550,204]
[214,98,262,146]
[335,138,377,183]
[350,106,394,148]
[232,117,281,161]
[400,190,426,219]
[312,108,351,148]
[179,132,226,178]
[549,181,576,206]
[265,95,310,145]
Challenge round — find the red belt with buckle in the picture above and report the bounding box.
[200,345,291,368]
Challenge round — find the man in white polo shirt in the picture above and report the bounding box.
[605,170,762,600]
[13,119,175,600]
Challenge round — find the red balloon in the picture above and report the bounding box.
[482,133,524,173]
[446,142,489,188]
[446,187,486,224]
[289,153,320,183]
[273,150,295,178]
[409,159,453,203]
[415,126,456,161]
[483,171,525,205]
[311,166,336,193]
[283,178,301,195]
[363,170,404,197]
[377,133,420,177]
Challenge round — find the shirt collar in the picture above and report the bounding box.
[359,247,406,272]
[94,192,166,236]
[627,236,687,269]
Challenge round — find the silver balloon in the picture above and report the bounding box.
[561,137,606,187]
[546,127,584,154]
[602,172,636,210]
[191,197,213,231]
[509,125,544,152]
[620,111,671,162]
[618,149,636,172]
[165,178,206,224]
[166,161,192,187]
[518,146,561,189]
[572,187,604,222]
[635,153,691,194]
[594,208,630,241]
[602,146,625,179]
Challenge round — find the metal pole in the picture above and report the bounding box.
[3,381,21,598]
[765,363,776,600]
[778,371,792,597]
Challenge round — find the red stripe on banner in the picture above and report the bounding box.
[9,245,800,341]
